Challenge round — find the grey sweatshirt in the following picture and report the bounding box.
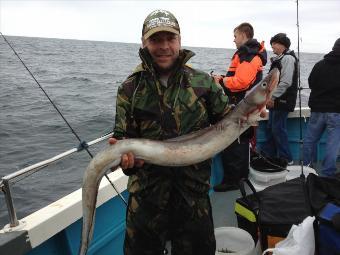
[272,51,296,99]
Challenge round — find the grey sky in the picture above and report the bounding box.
[1,0,339,53]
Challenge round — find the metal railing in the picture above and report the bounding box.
[0,133,113,228]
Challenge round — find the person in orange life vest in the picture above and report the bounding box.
[213,22,267,192]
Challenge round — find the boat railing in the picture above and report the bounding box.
[0,132,113,228]
[0,107,314,229]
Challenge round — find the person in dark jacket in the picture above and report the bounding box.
[303,38,340,177]
[213,23,267,191]
[258,33,298,168]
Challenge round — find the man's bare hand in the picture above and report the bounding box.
[108,138,144,169]
[260,107,268,118]
[266,99,275,109]
[212,74,223,85]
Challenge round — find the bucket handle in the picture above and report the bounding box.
[239,178,260,202]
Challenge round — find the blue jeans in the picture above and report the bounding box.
[303,112,340,177]
[261,110,292,162]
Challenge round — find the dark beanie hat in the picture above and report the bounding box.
[332,38,340,52]
[270,33,291,49]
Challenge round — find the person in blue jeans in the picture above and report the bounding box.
[262,111,292,163]
[303,38,340,177]
[259,33,298,167]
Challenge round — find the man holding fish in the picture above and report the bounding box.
[109,9,231,255]
[79,9,278,255]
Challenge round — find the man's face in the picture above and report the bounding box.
[143,31,181,74]
[233,30,247,49]
[271,42,285,55]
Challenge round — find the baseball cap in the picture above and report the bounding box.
[142,10,180,40]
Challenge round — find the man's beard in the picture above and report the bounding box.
[153,58,180,75]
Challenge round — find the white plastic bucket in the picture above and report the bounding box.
[286,165,317,180]
[249,178,270,191]
[215,227,255,255]
[249,167,287,184]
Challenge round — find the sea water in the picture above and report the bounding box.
[0,35,323,227]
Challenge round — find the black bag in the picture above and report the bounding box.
[235,179,260,243]
[258,177,312,250]
[235,177,312,250]
[306,174,340,215]
[306,174,340,255]
[235,174,340,252]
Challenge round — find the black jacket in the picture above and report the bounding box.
[308,50,340,113]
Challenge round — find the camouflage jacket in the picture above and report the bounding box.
[113,48,230,206]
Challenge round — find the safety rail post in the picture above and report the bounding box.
[1,178,19,227]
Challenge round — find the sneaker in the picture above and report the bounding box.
[213,183,239,192]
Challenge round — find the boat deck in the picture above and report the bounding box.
[209,162,324,229]
[211,161,340,229]
[211,190,239,228]
[165,160,340,254]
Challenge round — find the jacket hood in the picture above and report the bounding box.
[135,47,195,75]
[238,39,267,66]
[324,50,340,64]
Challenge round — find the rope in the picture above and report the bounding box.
[1,32,127,205]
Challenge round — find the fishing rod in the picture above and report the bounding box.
[0,32,127,205]
[296,0,305,177]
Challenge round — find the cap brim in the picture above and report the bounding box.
[143,27,180,40]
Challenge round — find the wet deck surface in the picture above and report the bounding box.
[211,190,240,228]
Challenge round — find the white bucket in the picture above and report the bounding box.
[249,178,270,191]
[286,165,317,180]
[249,167,287,184]
[215,227,255,255]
